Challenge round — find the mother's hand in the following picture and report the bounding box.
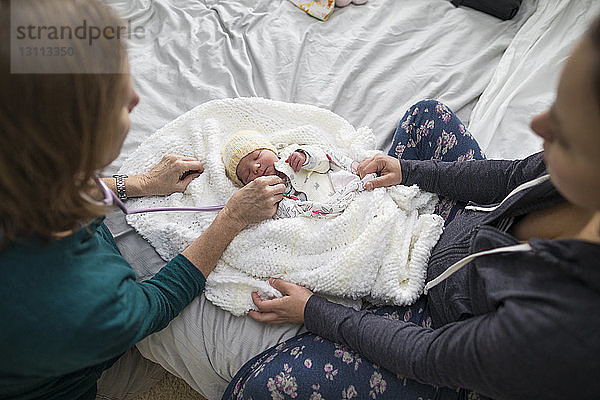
[141,154,204,196]
[224,175,286,226]
[357,153,403,190]
[248,278,313,324]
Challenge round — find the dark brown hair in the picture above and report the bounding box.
[0,0,128,246]
[590,16,600,108]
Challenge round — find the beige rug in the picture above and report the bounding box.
[132,372,207,400]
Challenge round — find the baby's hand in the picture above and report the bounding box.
[286,151,306,172]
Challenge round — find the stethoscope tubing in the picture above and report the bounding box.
[96,176,225,215]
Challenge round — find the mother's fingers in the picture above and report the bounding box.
[248,309,284,324]
[251,291,281,313]
[357,154,403,188]
[249,294,289,324]
[269,277,298,295]
[247,279,313,325]
[357,155,381,178]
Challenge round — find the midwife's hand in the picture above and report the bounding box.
[249,278,313,324]
[140,154,204,196]
[286,151,307,172]
[223,175,286,227]
[357,153,403,190]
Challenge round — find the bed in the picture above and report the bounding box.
[102,0,600,398]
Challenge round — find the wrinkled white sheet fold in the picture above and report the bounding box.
[469,0,600,159]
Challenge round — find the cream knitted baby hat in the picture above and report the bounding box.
[221,130,278,186]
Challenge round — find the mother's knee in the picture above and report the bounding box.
[396,99,444,131]
[412,99,443,110]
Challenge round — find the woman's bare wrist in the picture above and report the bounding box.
[182,206,248,276]
[124,174,150,198]
[219,204,249,233]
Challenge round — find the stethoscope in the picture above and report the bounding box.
[95,176,225,215]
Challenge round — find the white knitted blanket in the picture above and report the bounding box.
[119,97,444,316]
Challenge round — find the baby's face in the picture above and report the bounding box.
[236,149,280,185]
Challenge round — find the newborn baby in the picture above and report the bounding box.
[221,130,374,218]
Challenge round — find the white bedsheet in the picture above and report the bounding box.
[101,0,600,398]
[105,0,536,178]
[469,0,600,159]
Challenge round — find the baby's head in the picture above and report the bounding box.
[222,130,280,186]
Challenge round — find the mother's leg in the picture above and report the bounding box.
[389,99,485,223]
[388,99,484,162]
[223,297,468,400]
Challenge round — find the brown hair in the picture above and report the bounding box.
[0,0,128,247]
[589,16,600,109]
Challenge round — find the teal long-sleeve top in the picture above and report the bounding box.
[0,217,206,399]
